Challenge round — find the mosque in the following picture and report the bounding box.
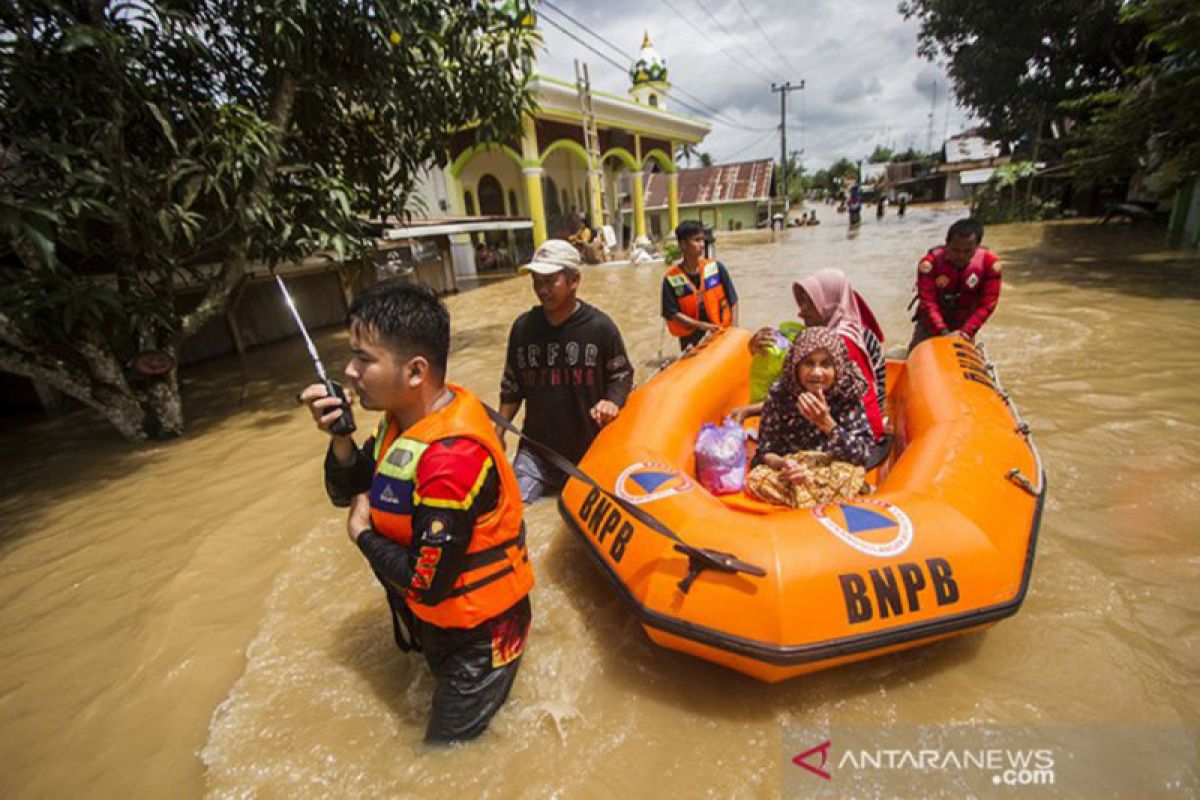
[401,31,713,279]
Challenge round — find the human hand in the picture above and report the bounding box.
[796,389,835,433]
[494,424,508,453]
[781,458,809,485]
[952,330,973,340]
[749,327,776,355]
[299,382,352,436]
[347,492,371,544]
[729,405,751,425]
[590,399,619,427]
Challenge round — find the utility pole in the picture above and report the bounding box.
[926,79,938,154]
[771,80,804,211]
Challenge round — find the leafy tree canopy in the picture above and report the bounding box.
[0,0,536,440]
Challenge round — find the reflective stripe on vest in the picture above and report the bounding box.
[367,385,533,629]
[666,260,732,337]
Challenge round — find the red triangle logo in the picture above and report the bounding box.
[792,740,832,780]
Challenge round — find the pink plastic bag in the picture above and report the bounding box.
[695,418,747,495]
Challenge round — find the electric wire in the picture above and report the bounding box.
[537,7,775,133]
[688,0,785,83]
[734,0,799,75]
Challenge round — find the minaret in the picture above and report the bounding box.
[628,30,670,110]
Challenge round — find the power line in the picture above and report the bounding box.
[538,0,631,66]
[734,0,798,75]
[539,3,774,132]
[689,0,785,83]
[715,127,778,163]
[537,7,775,133]
[658,0,779,85]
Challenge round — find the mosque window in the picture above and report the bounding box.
[508,190,519,216]
[649,94,658,108]
[464,190,476,216]
[477,174,505,216]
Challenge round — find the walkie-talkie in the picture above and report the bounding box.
[275,274,356,436]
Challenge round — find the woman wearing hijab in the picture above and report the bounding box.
[753,327,874,469]
[741,268,886,440]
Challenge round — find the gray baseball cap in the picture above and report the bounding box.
[518,239,582,275]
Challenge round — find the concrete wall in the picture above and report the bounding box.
[457,150,524,217]
[180,271,348,365]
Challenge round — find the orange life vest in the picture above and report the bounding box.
[665,259,733,338]
[368,384,533,629]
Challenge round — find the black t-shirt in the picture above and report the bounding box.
[500,301,633,464]
[660,261,738,350]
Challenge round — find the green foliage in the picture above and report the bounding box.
[899,0,1145,145]
[0,0,536,439]
[969,161,1061,223]
[662,242,681,263]
[868,146,894,164]
[1068,0,1200,194]
[699,152,714,168]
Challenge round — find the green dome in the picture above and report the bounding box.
[629,31,668,85]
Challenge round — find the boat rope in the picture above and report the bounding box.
[975,341,1046,496]
[483,403,767,594]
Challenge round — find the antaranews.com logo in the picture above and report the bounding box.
[783,724,1196,798]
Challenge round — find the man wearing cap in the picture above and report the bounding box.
[496,239,634,503]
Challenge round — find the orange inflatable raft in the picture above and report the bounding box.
[557,328,1045,683]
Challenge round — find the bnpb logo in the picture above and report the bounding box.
[614,462,693,505]
[812,499,914,558]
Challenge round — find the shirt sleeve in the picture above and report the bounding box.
[718,262,738,306]
[827,402,874,466]
[324,436,376,508]
[843,341,884,440]
[961,253,1003,338]
[915,256,948,334]
[661,276,681,320]
[499,321,524,404]
[602,320,634,407]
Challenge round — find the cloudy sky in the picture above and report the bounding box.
[532,0,979,170]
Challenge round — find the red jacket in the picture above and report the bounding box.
[916,246,1002,337]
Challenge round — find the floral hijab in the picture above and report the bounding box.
[769,326,867,405]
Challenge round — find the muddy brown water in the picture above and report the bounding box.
[2,207,1198,797]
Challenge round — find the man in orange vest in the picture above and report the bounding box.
[661,219,739,350]
[301,282,532,744]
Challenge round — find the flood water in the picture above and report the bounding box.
[2,206,1198,797]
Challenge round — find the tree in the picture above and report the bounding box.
[0,1,536,441]
[675,142,698,167]
[891,146,935,163]
[699,152,714,168]
[868,146,895,164]
[899,0,1145,158]
[1068,0,1200,195]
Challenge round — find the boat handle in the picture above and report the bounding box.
[674,544,767,594]
[1006,468,1038,496]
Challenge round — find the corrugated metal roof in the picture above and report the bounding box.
[643,159,775,208]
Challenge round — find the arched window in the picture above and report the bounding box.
[463,190,476,216]
[508,190,520,216]
[648,94,658,108]
[477,174,505,216]
[543,176,562,219]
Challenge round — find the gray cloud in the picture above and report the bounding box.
[534,0,978,168]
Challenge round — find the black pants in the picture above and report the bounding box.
[410,596,531,744]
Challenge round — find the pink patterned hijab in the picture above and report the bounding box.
[793,268,883,353]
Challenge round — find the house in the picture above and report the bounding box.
[635,159,776,237]
[936,132,1009,201]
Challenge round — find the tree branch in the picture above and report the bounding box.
[179,72,298,341]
